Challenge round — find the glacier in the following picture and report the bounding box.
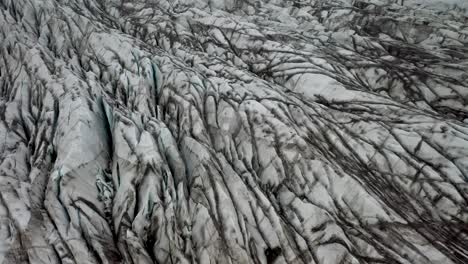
[0,0,467,263]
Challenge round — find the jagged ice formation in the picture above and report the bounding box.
[1,0,468,263]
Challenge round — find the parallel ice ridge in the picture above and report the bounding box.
[0,0,467,263]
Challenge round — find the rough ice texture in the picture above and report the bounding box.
[0,0,467,263]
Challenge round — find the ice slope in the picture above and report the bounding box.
[0,0,467,263]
